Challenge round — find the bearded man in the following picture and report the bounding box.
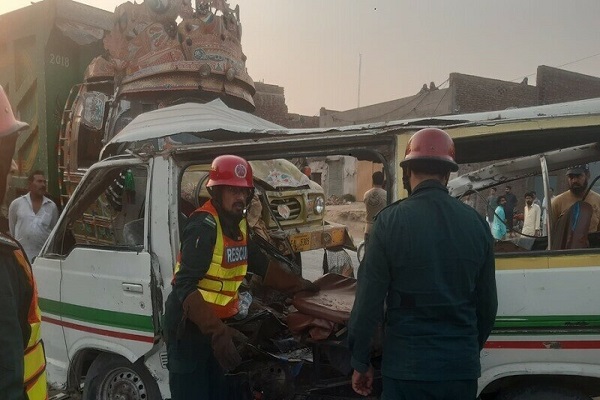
[551,164,600,233]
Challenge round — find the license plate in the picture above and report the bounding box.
[290,233,311,252]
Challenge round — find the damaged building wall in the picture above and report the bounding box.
[450,72,538,114]
[537,65,600,105]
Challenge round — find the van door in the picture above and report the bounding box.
[41,159,156,364]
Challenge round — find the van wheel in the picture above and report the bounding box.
[82,353,161,400]
[496,385,591,400]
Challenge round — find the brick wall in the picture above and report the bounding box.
[537,65,600,105]
[451,72,538,114]
[253,81,319,128]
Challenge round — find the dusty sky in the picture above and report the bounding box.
[2,0,600,116]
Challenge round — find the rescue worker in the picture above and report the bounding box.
[348,128,498,399]
[0,85,48,400]
[164,154,318,399]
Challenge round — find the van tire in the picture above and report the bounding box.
[82,353,161,400]
[496,385,591,400]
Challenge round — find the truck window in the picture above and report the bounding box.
[46,165,148,256]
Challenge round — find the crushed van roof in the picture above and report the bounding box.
[104,97,600,153]
[107,99,287,144]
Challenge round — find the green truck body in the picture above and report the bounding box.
[0,0,112,200]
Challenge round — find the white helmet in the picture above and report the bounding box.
[0,85,28,138]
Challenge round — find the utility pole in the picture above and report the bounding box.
[357,53,362,108]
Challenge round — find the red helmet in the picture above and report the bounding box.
[0,85,28,138]
[400,128,458,172]
[207,155,254,188]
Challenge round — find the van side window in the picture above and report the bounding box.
[47,165,148,255]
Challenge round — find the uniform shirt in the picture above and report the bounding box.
[172,210,269,305]
[522,203,541,236]
[551,190,600,233]
[8,194,59,262]
[363,187,387,235]
[348,179,498,381]
[0,235,31,400]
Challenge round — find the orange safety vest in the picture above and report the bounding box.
[1,233,48,400]
[174,201,248,319]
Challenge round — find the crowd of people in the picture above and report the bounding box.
[482,164,600,242]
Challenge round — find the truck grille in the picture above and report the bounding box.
[270,198,302,221]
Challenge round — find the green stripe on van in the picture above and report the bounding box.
[495,315,600,329]
[39,298,154,333]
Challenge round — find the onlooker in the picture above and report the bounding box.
[503,185,517,235]
[522,192,541,237]
[492,195,507,240]
[461,192,476,209]
[551,165,600,233]
[348,128,497,399]
[363,171,387,244]
[0,85,47,400]
[486,187,497,227]
[8,170,59,262]
[541,187,555,236]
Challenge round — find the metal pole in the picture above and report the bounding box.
[357,53,362,108]
[540,155,552,249]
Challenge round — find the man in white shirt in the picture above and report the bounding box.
[8,170,59,262]
[522,191,541,237]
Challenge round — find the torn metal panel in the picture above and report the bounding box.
[448,142,600,197]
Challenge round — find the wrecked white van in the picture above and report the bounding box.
[35,98,600,399]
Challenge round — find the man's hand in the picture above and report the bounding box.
[351,366,374,396]
[211,326,247,372]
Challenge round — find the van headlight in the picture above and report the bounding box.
[313,196,325,215]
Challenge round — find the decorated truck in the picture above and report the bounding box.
[0,0,354,270]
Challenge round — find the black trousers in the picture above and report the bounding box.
[381,377,478,400]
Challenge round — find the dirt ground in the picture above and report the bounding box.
[325,202,366,244]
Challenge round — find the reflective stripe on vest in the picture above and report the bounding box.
[13,247,48,400]
[174,201,248,319]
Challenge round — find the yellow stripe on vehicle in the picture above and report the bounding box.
[495,253,600,270]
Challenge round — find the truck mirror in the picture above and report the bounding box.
[81,92,108,131]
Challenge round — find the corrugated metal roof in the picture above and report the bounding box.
[107,99,288,145]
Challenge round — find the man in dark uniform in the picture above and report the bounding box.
[164,154,317,400]
[348,128,498,399]
[0,85,48,399]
